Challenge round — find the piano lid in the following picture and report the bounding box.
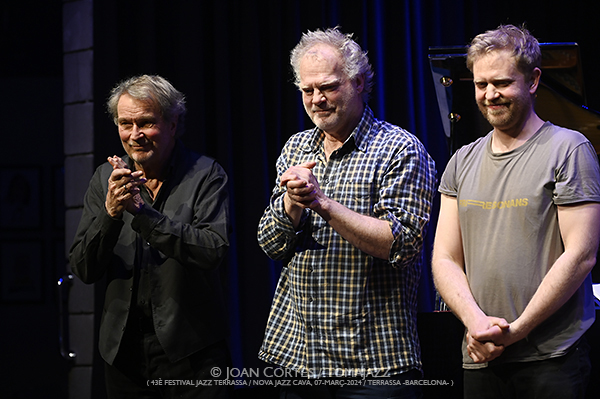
[429,43,600,154]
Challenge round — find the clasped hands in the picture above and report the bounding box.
[105,155,146,218]
[281,161,323,210]
[466,316,522,363]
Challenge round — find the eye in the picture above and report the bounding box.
[119,121,133,129]
[136,118,157,129]
[495,80,511,88]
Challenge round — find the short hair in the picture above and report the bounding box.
[290,27,374,102]
[106,74,187,137]
[466,24,542,81]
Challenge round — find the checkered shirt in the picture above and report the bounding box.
[257,106,437,378]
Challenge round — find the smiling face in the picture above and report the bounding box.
[472,50,539,136]
[116,93,177,173]
[298,44,365,140]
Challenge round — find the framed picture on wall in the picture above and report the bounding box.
[0,167,42,229]
[0,240,43,303]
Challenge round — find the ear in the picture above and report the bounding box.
[354,73,365,94]
[529,67,542,94]
[169,116,178,137]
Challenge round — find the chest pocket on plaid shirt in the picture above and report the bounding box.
[337,174,377,211]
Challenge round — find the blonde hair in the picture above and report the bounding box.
[467,24,541,81]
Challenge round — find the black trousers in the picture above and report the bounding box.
[105,328,233,399]
[464,339,591,399]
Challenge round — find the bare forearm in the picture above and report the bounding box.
[315,196,393,259]
[433,254,507,362]
[432,257,487,328]
[509,203,600,343]
[510,250,595,341]
[283,193,306,229]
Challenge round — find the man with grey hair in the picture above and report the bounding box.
[432,25,600,398]
[70,75,232,398]
[258,27,436,398]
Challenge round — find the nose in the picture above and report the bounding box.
[131,123,145,140]
[485,85,500,101]
[311,89,326,105]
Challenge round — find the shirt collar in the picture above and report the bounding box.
[301,105,375,154]
[125,139,181,179]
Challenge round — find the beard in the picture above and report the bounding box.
[124,140,156,166]
[310,108,339,131]
[478,92,531,132]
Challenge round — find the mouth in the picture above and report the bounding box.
[485,101,509,108]
[312,108,333,115]
[129,141,150,150]
[484,102,510,114]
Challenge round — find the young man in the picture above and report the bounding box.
[432,25,600,398]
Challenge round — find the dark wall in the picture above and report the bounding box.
[0,1,67,398]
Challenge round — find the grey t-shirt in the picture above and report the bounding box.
[439,121,600,367]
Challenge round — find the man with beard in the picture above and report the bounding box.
[70,75,232,398]
[257,27,436,398]
[432,25,600,398]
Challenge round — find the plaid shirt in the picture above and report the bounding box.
[257,106,437,378]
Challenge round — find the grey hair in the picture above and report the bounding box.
[290,27,374,102]
[467,24,542,82]
[106,74,187,137]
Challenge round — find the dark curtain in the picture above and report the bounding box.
[93,0,600,371]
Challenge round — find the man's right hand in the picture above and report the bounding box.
[466,316,510,363]
[281,161,320,227]
[105,156,146,218]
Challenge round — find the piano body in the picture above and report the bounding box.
[428,43,600,155]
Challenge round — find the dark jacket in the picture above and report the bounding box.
[69,141,230,364]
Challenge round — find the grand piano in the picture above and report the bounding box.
[418,44,600,399]
[429,43,600,155]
